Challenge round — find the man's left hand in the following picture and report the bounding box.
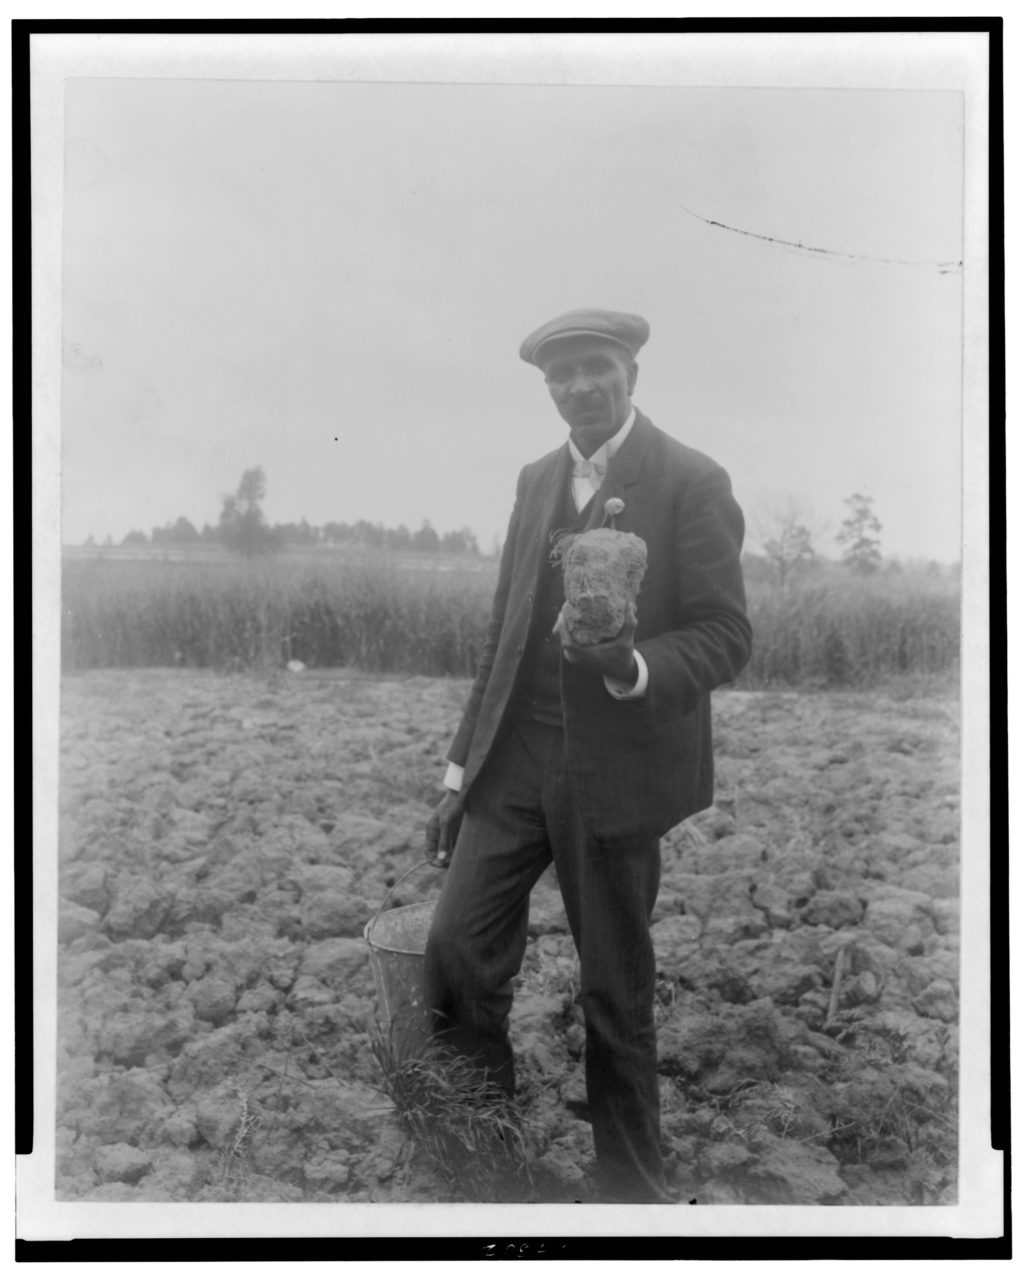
[553,604,638,685]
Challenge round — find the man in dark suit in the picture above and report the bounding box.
[424,308,752,1203]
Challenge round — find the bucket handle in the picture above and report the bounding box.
[369,858,438,936]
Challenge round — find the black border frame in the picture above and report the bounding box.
[14,16,1008,1262]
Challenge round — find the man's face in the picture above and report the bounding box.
[539,336,638,453]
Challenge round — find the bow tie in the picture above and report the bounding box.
[572,458,607,490]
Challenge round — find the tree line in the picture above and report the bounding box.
[109,466,481,558]
[93,470,950,583]
[749,491,885,586]
[745,491,956,587]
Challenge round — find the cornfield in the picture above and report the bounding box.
[61,552,494,676]
[61,551,959,689]
[741,575,960,688]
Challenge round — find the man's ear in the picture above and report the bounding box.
[626,360,639,393]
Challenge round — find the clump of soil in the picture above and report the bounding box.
[56,669,959,1204]
[557,528,647,644]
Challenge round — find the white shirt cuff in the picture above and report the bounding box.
[604,649,649,700]
[443,761,465,792]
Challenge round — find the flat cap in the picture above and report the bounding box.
[519,308,650,366]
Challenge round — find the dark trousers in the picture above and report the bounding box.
[423,718,670,1203]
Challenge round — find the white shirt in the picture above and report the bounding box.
[443,407,647,793]
[567,405,636,513]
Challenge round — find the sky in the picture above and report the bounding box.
[60,72,965,561]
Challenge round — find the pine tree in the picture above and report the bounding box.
[836,492,882,574]
[219,466,277,556]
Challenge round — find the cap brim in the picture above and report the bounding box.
[531,329,635,364]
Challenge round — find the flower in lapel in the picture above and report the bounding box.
[602,497,625,530]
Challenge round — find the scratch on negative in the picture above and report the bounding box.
[679,202,963,272]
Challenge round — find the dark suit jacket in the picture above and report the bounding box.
[447,410,752,848]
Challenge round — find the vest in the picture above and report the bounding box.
[519,480,595,728]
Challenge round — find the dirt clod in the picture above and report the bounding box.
[558,528,647,644]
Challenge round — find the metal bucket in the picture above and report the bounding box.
[364,860,438,1062]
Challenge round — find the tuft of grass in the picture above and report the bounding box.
[819,1018,958,1204]
[218,1080,262,1190]
[369,1023,533,1202]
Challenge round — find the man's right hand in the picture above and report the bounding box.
[425,789,464,868]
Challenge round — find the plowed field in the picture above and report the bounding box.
[56,669,960,1204]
